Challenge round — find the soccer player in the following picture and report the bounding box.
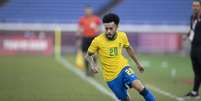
[77,5,101,76]
[86,13,156,101]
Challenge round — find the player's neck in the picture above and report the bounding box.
[113,32,118,40]
[106,32,118,41]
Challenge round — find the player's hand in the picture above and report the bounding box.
[137,65,144,73]
[91,66,99,73]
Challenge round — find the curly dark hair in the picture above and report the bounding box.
[102,13,120,26]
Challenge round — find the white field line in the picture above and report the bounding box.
[142,60,184,101]
[146,84,184,101]
[57,57,119,101]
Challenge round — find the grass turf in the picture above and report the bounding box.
[0,53,200,101]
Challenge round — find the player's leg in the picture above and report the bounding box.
[123,66,156,101]
[131,80,156,101]
[107,79,130,101]
[107,68,131,101]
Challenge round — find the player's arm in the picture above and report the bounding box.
[85,37,99,73]
[85,52,99,73]
[125,46,144,73]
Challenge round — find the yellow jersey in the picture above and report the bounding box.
[88,31,129,81]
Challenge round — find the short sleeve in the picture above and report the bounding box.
[88,38,98,53]
[122,32,130,48]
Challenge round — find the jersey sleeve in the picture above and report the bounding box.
[88,38,99,53]
[122,32,130,48]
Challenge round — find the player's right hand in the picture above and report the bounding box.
[137,65,144,73]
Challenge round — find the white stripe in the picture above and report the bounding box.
[0,23,188,33]
[57,57,119,101]
[146,84,184,101]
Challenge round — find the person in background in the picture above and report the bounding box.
[76,5,101,77]
[184,0,201,99]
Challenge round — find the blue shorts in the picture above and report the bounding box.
[107,66,138,101]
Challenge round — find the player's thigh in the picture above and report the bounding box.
[107,72,129,101]
[107,82,128,101]
[131,79,145,92]
[123,67,143,92]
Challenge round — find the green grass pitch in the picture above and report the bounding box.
[0,54,200,101]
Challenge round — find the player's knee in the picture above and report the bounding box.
[131,80,144,92]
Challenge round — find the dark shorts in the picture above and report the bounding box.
[107,66,138,101]
[81,37,95,52]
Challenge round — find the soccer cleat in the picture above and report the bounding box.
[183,91,200,100]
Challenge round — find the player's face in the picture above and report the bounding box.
[192,1,201,15]
[104,22,118,40]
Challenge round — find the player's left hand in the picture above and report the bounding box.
[91,65,99,73]
[137,65,144,73]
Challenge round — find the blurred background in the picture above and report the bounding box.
[0,0,199,101]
